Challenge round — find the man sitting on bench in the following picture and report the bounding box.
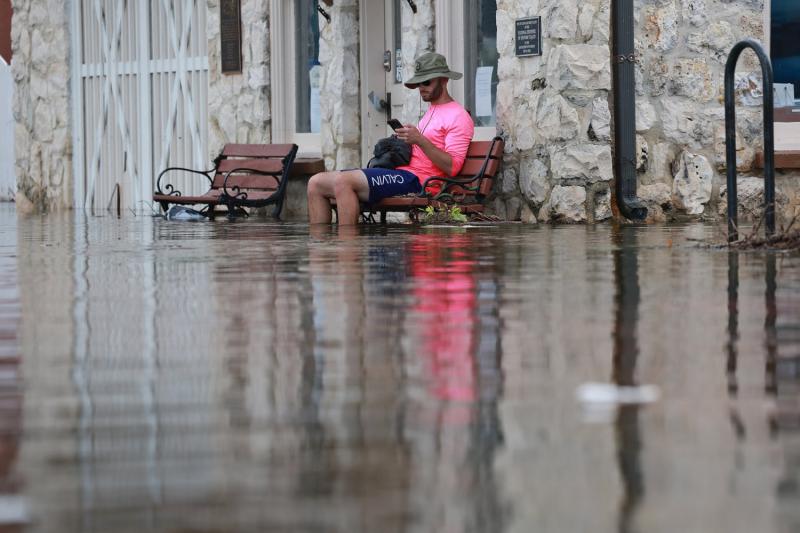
[307,52,475,225]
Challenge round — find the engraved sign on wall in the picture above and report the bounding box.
[220,0,242,73]
[515,17,542,57]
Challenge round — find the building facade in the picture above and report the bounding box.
[10,0,800,222]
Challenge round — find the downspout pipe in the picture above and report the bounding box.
[610,0,647,221]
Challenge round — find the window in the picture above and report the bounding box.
[772,0,800,95]
[464,0,498,128]
[295,0,321,133]
[270,0,321,153]
[435,1,498,140]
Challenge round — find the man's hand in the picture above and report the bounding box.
[395,125,425,146]
[396,125,454,176]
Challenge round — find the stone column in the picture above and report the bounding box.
[495,0,613,223]
[207,0,270,158]
[11,0,72,211]
[318,0,360,170]
[397,0,434,124]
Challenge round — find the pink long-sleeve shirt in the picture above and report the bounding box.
[397,101,474,188]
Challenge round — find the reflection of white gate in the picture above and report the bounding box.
[70,0,209,211]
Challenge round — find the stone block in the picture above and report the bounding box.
[588,97,611,142]
[543,185,587,223]
[643,3,679,52]
[681,0,708,27]
[535,93,579,142]
[501,166,520,195]
[546,45,611,92]
[506,197,523,221]
[636,135,649,172]
[551,144,613,184]
[718,177,789,221]
[660,98,713,149]
[669,58,715,102]
[672,151,714,215]
[545,0,578,40]
[686,21,735,60]
[578,4,596,41]
[593,187,612,222]
[636,100,657,132]
[520,156,550,205]
[520,202,538,224]
[639,182,673,207]
[713,125,754,172]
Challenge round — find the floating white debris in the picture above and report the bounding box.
[0,496,30,524]
[576,382,661,406]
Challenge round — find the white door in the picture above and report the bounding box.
[71,0,209,212]
[360,0,404,164]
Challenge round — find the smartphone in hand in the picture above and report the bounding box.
[388,119,403,131]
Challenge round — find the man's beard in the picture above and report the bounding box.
[423,81,444,102]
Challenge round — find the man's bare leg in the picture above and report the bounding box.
[308,172,335,224]
[307,170,370,225]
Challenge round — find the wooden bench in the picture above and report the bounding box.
[153,143,299,219]
[362,136,504,222]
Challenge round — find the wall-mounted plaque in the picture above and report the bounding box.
[220,0,242,73]
[515,17,542,57]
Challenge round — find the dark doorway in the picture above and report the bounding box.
[772,0,800,94]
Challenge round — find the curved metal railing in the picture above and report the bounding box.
[724,39,775,242]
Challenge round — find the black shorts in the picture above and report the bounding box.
[361,168,422,204]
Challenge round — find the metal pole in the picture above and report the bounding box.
[724,39,775,242]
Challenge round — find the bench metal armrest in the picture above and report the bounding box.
[221,167,277,202]
[421,174,482,202]
[155,167,214,196]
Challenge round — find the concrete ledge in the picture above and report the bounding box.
[281,157,325,221]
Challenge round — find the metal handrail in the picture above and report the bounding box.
[724,39,775,242]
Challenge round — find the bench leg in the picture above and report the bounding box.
[380,211,387,224]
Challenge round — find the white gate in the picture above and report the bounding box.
[0,57,14,201]
[71,0,209,212]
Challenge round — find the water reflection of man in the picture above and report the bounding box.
[307,53,474,225]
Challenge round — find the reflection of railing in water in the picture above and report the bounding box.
[724,40,776,242]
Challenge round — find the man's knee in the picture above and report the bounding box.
[308,172,334,197]
[333,171,368,198]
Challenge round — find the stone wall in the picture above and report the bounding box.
[206,0,270,158]
[633,0,765,223]
[489,0,768,223]
[495,0,614,223]
[318,0,361,170]
[11,0,71,211]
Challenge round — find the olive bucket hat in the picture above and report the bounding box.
[404,52,462,88]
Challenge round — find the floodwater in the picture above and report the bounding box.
[1,205,799,533]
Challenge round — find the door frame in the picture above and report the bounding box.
[359,0,388,164]
[435,1,497,141]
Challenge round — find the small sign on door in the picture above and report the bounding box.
[515,17,542,57]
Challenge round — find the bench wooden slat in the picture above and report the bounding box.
[466,140,504,158]
[212,173,281,190]
[457,158,500,178]
[216,158,285,175]
[221,144,297,158]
